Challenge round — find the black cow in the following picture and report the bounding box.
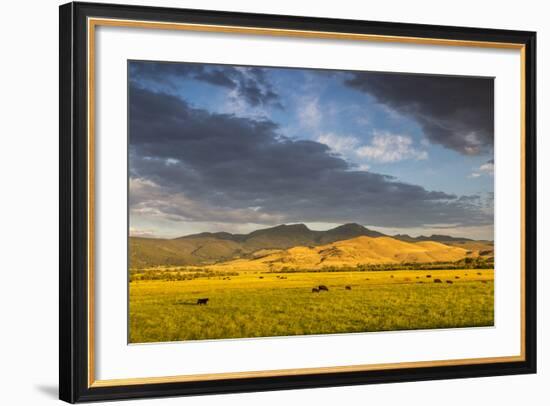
[318,285,329,291]
[197,298,209,305]
[345,285,352,290]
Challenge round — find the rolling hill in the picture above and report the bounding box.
[130,223,384,268]
[129,236,244,268]
[129,223,492,268]
[206,235,471,272]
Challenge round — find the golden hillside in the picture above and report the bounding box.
[207,235,470,272]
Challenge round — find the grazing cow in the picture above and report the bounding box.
[433,279,442,283]
[312,288,319,293]
[197,298,209,305]
[446,280,453,284]
[318,285,329,291]
[345,285,352,290]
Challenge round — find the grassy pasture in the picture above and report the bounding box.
[129,269,494,343]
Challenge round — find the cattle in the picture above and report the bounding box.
[345,285,352,290]
[197,298,209,305]
[312,288,319,293]
[318,285,329,291]
[433,279,442,283]
[446,280,453,284]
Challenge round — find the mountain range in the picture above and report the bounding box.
[130,223,492,268]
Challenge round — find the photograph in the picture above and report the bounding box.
[128,60,496,343]
[54,1,537,402]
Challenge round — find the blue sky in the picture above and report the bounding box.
[128,61,494,239]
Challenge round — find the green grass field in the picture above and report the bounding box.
[129,269,494,343]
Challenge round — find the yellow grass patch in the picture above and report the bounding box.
[129,269,494,343]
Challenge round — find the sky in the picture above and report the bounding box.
[128,60,494,240]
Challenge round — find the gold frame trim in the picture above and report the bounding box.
[87,17,527,388]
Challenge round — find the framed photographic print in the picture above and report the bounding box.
[59,2,537,403]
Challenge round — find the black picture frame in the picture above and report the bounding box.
[60,1,537,403]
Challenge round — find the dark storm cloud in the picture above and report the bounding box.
[345,72,494,155]
[129,61,282,108]
[129,85,492,228]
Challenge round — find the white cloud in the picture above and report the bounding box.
[468,160,494,179]
[479,161,494,174]
[462,132,485,155]
[317,133,360,154]
[221,87,270,120]
[298,96,322,129]
[317,131,427,169]
[356,131,428,163]
[355,115,370,126]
